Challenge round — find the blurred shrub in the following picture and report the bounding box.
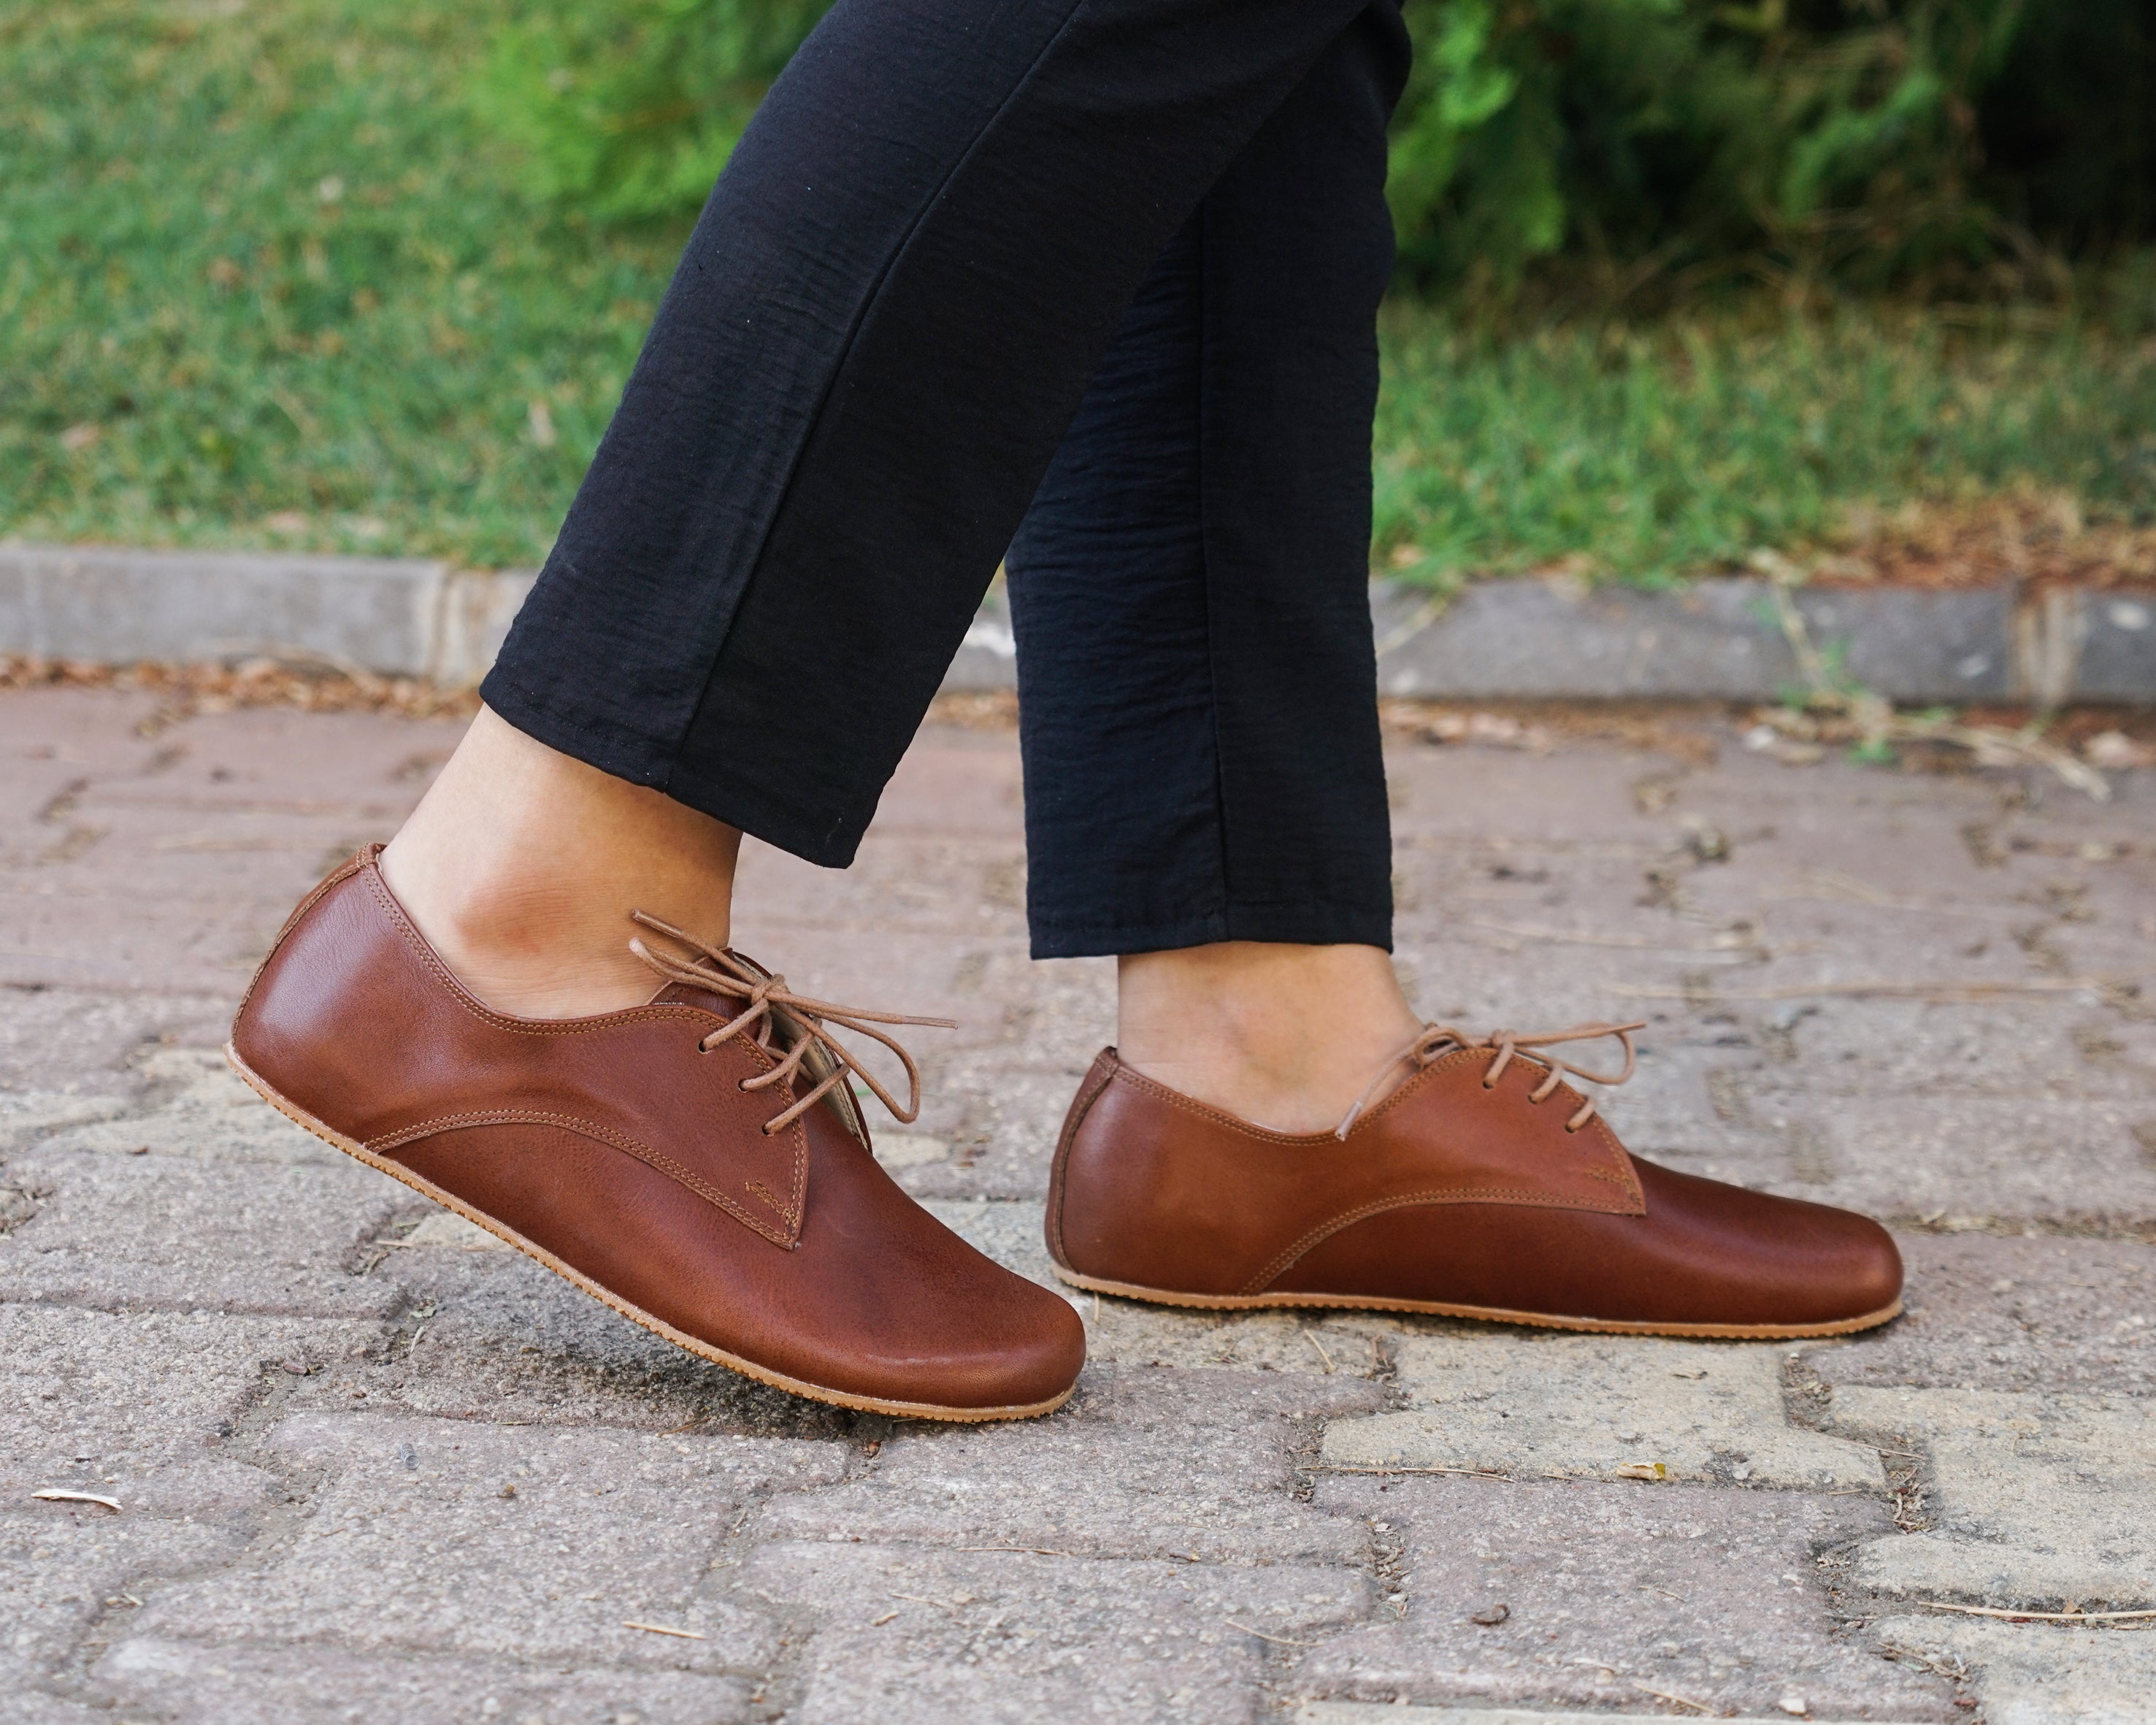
[480,0,2156,300]
[1388,0,2152,301]
[475,0,826,223]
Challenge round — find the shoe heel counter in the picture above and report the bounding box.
[228,846,388,1112]
[1043,1049,1121,1272]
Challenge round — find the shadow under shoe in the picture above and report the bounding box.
[1045,1037,1901,1338]
[230,846,1085,1419]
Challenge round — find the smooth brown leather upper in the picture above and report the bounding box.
[232,851,1084,1411]
[1047,1047,1902,1328]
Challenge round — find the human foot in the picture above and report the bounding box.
[231,848,1084,1418]
[1116,941,1424,1135]
[1046,1021,1901,1336]
[380,705,743,1018]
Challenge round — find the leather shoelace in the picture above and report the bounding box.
[1335,1020,1647,1140]
[629,913,956,1136]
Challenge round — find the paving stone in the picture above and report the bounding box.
[738,1539,1369,1725]
[909,1053,1101,1201]
[1,697,453,995]
[1745,995,2150,1103]
[0,1511,248,1689]
[1323,1331,1883,1489]
[1830,1386,2156,1609]
[126,1412,846,1673]
[291,1236,865,1441]
[1299,1708,1892,1724]
[95,1634,755,1724]
[1387,773,2156,1233]
[0,1090,133,1160]
[1603,995,2156,1197]
[7,689,2152,1719]
[395,1209,509,1251]
[0,1690,109,1725]
[1808,1235,2156,1396]
[1082,1302,1419,1378]
[729,803,1114,1207]
[0,1304,366,1519]
[930,1194,1423,1377]
[0,682,162,778]
[1387,930,1688,1042]
[0,1147,403,1317]
[37,1046,334,1166]
[740,838,1027,946]
[909,960,1114,1205]
[760,1364,1383,1566]
[924,1196,1064,1290]
[1,1048,404,1318]
[1734,1089,2156,1232]
[0,987,230,1095]
[933,947,1116,1066]
[1873,1613,2156,1724]
[1290,1475,1956,1719]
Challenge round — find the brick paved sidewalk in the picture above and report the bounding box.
[3,686,2152,1724]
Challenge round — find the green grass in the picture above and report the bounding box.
[7,0,2156,579]
[0,0,674,567]
[1374,303,2156,587]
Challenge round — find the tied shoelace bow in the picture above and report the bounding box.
[1334,1020,1647,1140]
[628,913,956,1136]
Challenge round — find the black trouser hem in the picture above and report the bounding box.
[483,670,865,865]
[1029,898,1394,960]
[480,670,671,794]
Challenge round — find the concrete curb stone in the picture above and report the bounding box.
[5,543,2149,700]
[1871,1613,2156,1725]
[1370,576,2017,702]
[0,544,534,686]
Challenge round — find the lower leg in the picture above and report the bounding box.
[1116,942,1422,1135]
[1017,22,1414,1135]
[380,707,741,1019]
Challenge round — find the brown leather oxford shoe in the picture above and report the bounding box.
[229,848,1085,1420]
[1046,1024,1902,1338]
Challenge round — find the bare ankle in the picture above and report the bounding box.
[1116,941,1423,1134]
[380,707,740,1019]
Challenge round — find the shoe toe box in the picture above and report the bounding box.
[1631,1157,1904,1328]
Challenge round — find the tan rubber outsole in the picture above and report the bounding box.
[227,1044,1075,1423]
[1049,1262,1902,1339]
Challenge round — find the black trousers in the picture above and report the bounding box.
[483,0,1409,960]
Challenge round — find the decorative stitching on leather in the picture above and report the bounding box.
[1581,1114,1643,1207]
[356,857,811,1244]
[1108,1046,1641,1209]
[1350,1049,1469,1130]
[358,864,724,1041]
[1105,1058,1383,1144]
[234,846,374,1021]
[1240,1180,1641,1296]
[1106,1047,1556,1143]
[1232,1059,1646,1292]
[369,1108,800,1248]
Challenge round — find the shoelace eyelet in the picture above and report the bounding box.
[1337,1019,1642,1139]
[629,911,953,1137]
